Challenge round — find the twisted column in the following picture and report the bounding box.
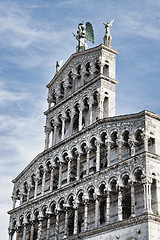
[37,216,43,240]
[85,147,91,176]
[55,211,60,240]
[73,201,79,234]
[106,191,111,224]
[63,207,69,239]
[105,141,112,167]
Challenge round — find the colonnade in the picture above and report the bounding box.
[9,171,159,240]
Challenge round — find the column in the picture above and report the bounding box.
[94,195,100,228]
[50,168,54,192]
[76,153,81,181]
[37,217,43,240]
[129,140,135,157]
[67,158,72,184]
[117,187,123,221]
[45,128,50,150]
[8,229,14,240]
[106,191,111,224]
[63,208,69,238]
[20,193,23,205]
[98,94,105,119]
[70,111,74,135]
[41,170,46,196]
[78,105,83,131]
[117,139,123,162]
[73,202,79,234]
[86,148,90,176]
[156,180,160,215]
[46,214,51,240]
[61,117,66,141]
[88,101,93,125]
[16,229,20,240]
[52,123,58,146]
[27,187,30,202]
[22,224,27,240]
[58,162,62,188]
[143,179,152,213]
[55,211,60,240]
[30,223,34,240]
[34,179,38,199]
[84,199,89,231]
[106,141,111,167]
[130,182,136,217]
[12,196,17,209]
[95,141,101,172]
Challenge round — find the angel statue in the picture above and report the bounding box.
[73,22,94,52]
[103,19,115,48]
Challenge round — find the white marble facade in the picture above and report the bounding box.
[8,32,160,240]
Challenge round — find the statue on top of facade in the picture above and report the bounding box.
[103,19,115,48]
[73,22,94,52]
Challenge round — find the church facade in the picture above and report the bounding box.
[8,23,160,240]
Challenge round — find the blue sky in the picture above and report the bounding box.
[0,0,160,239]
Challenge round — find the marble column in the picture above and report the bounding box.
[58,162,62,188]
[8,230,14,240]
[76,153,81,181]
[50,168,54,192]
[12,196,17,209]
[70,111,75,135]
[22,224,27,240]
[45,128,50,150]
[130,182,136,217]
[46,214,51,240]
[98,94,105,119]
[117,139,123,162]
[27,187,30,203]
[64,208,69,238]
[73,202,79,234]
[52,123,58,146]
[41,170,46,196]
[106,191,111,224]
[95,141,101,172]
[156,180,160,215]
[34,179,38,199]
[55,211,60,240]
[130,141,135,157]
[143,179,152,213]
[106,141,111,167]
[84,199,89,231]
[37,217,43,240]
[16,229,20,240]
[94,195,100,228]
[67,158,72,184]
[20,193,23,205]
[86,148,90,176]
[78,106,83,131]
[30,223,34,240]
[118,187,123,221]
[89,101,93,125]
[61,117,66,141]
